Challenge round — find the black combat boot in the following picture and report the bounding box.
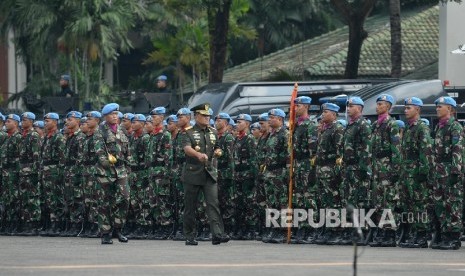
[22,222,39,236]
[315,228,331,245]
[114,228,128,243]
[430,231,442,249]
[411,231,428,248]
[173,229,185,241]
[67,222,82,237]
[8,221,19,236]
[261,228,273,243]
[381,229,397,247]
[369,228,384,247]
[101,233,113,244]
[439,232,461,250]
[399,230,416,248]
[270,229,285,244]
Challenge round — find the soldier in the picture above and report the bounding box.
[0,114,6,233]
[62,111,86,237]
[80,111,102,238]
[397,97,433,248]
[314,103,344,245]
[368,94,402,247]
[166,115,179,139]
[33,121,45,138]
[17,112,42,236]
[94,103,130,244]
[291,96,318,244]
[396,120,405,140]
[232,114,257,240]
[430,96,463,250]
[172,108,191,240]
[148,107,173,239]
[250,122,261,144]
[261,108,289,244]
[180,103,229,246]
[0,114,22,235]
[255,113,270,240]
[39,113,66,237]
[213,113,235,237]
[342,97,372,245]
[121,113,134,138]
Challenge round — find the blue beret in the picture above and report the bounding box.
[146,116,153,122]
[87,111,102,119]
[61,74,71,81]
[0,114,4,121]
[337,119,347,128]
[250,122,260,130]
[132,114,146,122]
[7,114,21,122]
[44,113,59,120]
[209,119,215,126]
[157,75,167,81]
[151,106,166,115]
[117,112,123,119]
[404,97,423,107]
[177,108,191,116]
[229,118,236,127]
[189,120,195,126]
[294,96,312,104]
[215,112,231,121]
[66,111,82,119]
[376,94,395,105]
[80,117,88,124]
[163,120,167,126]
[322,103,340,113]
[236,113,252,122]
[347,96,364,106]
[435,96,456,107]
[102,103,119,116]
[268,108,286,118]
[420,118,430,126]
[166,114,178,123]
[396,120,405,129]
[21,112,36,120]
[258,113,269,121]
[33,121,44,129]
[122,113,134,121]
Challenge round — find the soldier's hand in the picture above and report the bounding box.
[197,153,208,162]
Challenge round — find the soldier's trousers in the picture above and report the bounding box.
[19,174,41,223]
[172,173,184,229]
[83,172,98,224]
[234,175,256,229]
[294,163,317,227]
[402,176,430,231]
[317,165,343,209]
[255,172,267,230]
[263,168,289,209]
[371,173,399,229]
[183,176,223,240]
[2,170,20,223]
[218,177,235,231]
[129,170,150,226]
[41,168,63,223]
[433,175,463,233]
[63,170,84,224]
[150,168,173,226]
[96,176,130,234]
[343,170,371,209]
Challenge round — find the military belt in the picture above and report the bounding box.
[316,158,336,166]
[375,150,391,159]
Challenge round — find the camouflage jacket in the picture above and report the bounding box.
[343,116,372,173]
[94,123,131,179]
[316,120,344,167]
[263,126,289,171]
[433,117,463,176]
[1,130,22,171]
[172,129,187,173]
[147,127,172,174]
[371,115,402,176]
[130,130,150,170]
[217,130,235,179]
[82,131,100,175]
[40,130,66,172]
[256,132,269,173]
[0,131,6,170]
[293,116,318,162]
[19,128,41,175]
[64,128,85,174]
[401,118,433,177]
[233,132,256,179]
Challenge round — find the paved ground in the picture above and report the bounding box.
[0,237,465,276]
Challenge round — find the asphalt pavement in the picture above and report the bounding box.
[0,236,464,276]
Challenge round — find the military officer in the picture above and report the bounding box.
[180,103,229,246]
[255,113,270,240]
[33,121,45,138]
[121,113,134,138]
[431,96,463,250]
[250,122,261,143]
[94,103,131,244]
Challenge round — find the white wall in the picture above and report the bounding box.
[438,2,465,87]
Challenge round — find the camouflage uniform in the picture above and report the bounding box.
[255,132,270,235]
[40,129,65,235]
[233,132,256,237]
[63,128,86,233]
[217,130,235,234]
[147,126,173,235]
[94,123,131,235]
[1,130,21,231]
[0,130,7,231]
[81,130,100,232]
[172,129,187,235]
[342,116,372,209]
[18,128,41,227]
[432,117,463,234]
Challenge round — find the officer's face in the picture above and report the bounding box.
[156,80,166,89]
[436,104,451,119]
[376,101,390,115]
[347,104,362,117]
[86,117,99,129]
[259,121,269,134]
[21,117,33,129]
[44,119,57,131]
[269,115,283,129]
[122,119,132,129]
[177,115,190,128]
[5,119,18,131]
[105,111,119,125]
[145,121,154,133]
[65,117,79,129]
[34,127,44,137]
[251,128,261,138]
[215,118,226,130]
[321,110,337,123]
[295,104,308,117]
[167,121,177,132]
[80,122,89,133]
[195,113,210,128]
[404,105,420,120]
[236,120,249,132]
[132,121,142,131]
[152,114,164,126]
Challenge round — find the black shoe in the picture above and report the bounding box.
[270,229,285,244]
[381,229,397,247]
[315,229,331,245]
[430,231,442,249]
[399,230,416,248]
[261,229,273,243]
[101,233,113,244]
[198,227,212,241]
[68,222,82,237]
[438,232,461,250]
[128,225,147,240]
[87,223,99,238]
[185,239,198,246]
[369,228,384,247]
[115,229,128,243]
[173,230,185,241]
[411,231,428,248]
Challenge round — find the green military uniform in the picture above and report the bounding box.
[0,128,6,232]
[18,127,42,234]
[39,127,65,236]
[255,131,270,239]
[233,132,256,239]
[172,126,188,239]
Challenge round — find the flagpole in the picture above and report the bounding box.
[287,83,298,243]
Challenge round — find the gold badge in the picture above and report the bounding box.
[194,145,201,152]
